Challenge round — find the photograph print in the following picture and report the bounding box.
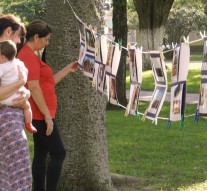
[150,52,166,85]
[85,26,95,53]
[147,87,165,117]
[129,48,138,83]
[83,54,95,78]
[105,42,115,74]
[203,37,207,62]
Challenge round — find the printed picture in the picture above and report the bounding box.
[174,84,182,98]
[150,53,165,84]
[97,64,106,92]
[203,38,207,62]
[78,43,85,66]
[106,43,113,72]
[95,35,102,63]
[83,54,95,78]
[110,77,116,99]
[129,49,138,83]
[172,100,181,114]
[78,20,85,42]
[85,27,95,52]
[130,85,139,111]
[148,88,165,115]
[172,49,178,77]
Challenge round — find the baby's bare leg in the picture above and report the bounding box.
[21,101,37,133]
[21,101,31,123]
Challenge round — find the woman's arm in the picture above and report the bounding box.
[53,61,78,85]
[27,80,53,136]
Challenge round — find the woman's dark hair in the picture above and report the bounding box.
[0,14,23,37]
[26,20,52,41]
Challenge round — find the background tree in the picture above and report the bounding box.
[133,0,174,70]
[112,0,128,107]
[0,0,45,22]
[165,0,207,45]
[45,0,114,190]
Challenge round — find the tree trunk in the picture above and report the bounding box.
[45,0,114,190]
[112,0,128,107]
[133,0,174,70]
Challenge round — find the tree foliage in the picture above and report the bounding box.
[165,0,207,44]
[0,0,45,22]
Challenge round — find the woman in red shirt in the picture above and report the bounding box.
[17,20,78,191]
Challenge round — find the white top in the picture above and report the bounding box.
[0,58,28,105]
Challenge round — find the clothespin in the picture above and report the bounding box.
[124,104,129,117]
[152,118,158,125]
[166,118,171,128]
[118,38,122,50]
[172,42,175,49]
[200,31,206,39]
[137,46,142,54]
[141,109,147,121]
[183,36,189,44]
[194,108,199,124]
[180,114,185,129]
[136,110,140,119]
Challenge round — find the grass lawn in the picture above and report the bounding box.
[107,102,207,191]
[109,57,207,190]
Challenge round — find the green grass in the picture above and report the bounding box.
[115,59,207,190]
[107,102,207,191]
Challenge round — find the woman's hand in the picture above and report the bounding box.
[53,61,79,84]
[12,87,30,107]
[45,117,54,136]
[69,61,79,72]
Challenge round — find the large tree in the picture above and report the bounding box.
[112,0,128,107]
[133,0,174,69]
[45,0,114,190]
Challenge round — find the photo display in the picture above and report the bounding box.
[170,43,190,121]
[125,45,143,116]
[145,51,167,121]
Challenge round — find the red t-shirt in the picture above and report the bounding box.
[17,45,57,120]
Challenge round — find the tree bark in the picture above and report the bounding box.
[133,0,174,70]
[45,0,114,190]
[112,0,128,107]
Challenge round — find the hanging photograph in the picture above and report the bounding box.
[82,54,95,78]
[146,87,166,119]
[85,26,95,53]
[129,48,137,83]
[125,84,140,116]
[170,83,184,121]
[203,37,207,62]
[149,51,166,85]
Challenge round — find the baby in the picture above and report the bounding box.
[0,40,37,133]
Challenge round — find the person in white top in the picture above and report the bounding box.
[0,40,37,133]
